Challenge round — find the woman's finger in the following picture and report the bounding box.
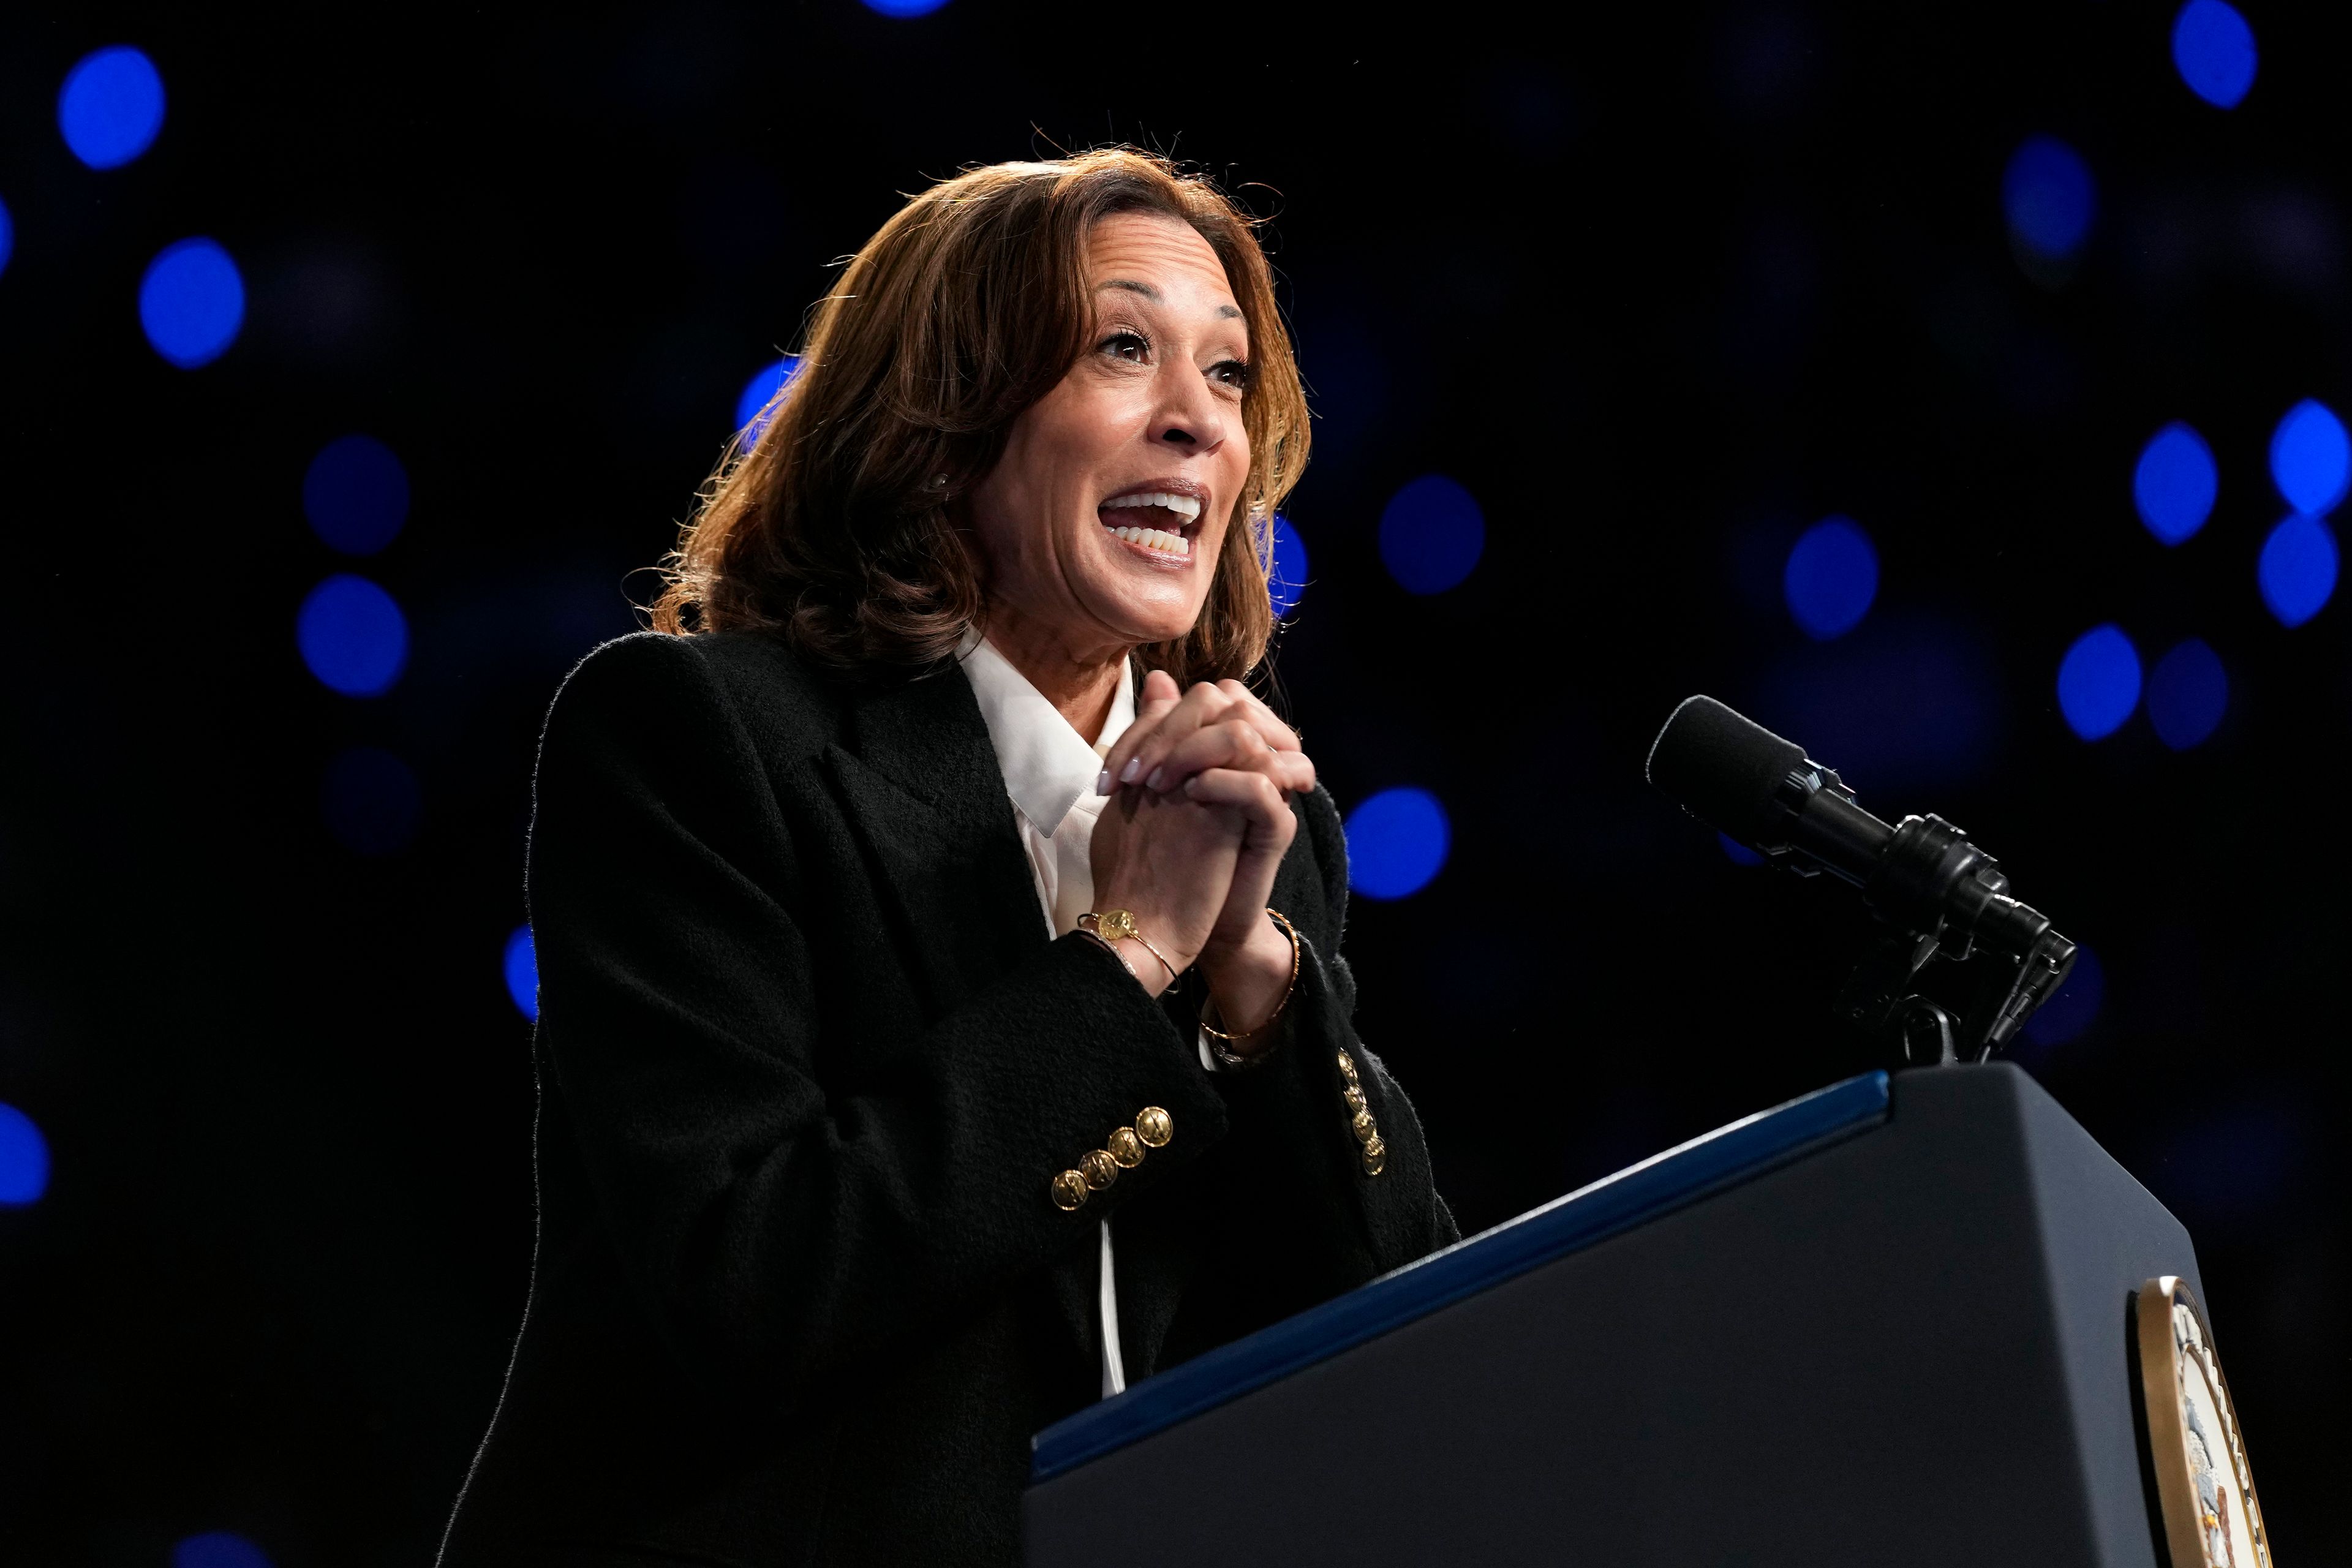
[1096,669,1184,794]
[1213,680,1302,753]
[1117,680,1239,790]
[1142,718,1280,794]
[1182,767,1297,846]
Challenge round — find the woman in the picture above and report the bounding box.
[439,149,1454,1567]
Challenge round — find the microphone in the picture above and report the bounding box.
[1645,695,2075,1058]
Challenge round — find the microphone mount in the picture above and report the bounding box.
[1649,697,2078,1066]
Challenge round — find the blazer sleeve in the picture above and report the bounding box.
[527,635,1230,1409]
[1194,786,1458,1280]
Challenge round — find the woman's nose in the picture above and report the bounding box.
[1153,368,1231,452]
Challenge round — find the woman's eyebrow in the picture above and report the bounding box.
[1098,278,1243,319]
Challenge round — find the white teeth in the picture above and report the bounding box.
[1102,489,1203,521]
[1108,524,1191,557]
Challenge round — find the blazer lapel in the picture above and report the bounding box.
[818,665,1048,1016]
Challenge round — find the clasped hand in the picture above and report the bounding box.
[1087,672,1314,1042]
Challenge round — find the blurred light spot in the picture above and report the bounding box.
[2145,639,2228,749]
[1782,514,1877,639]
[1378,475,1485,594]
[2056,624,2140,741]
[2173,0,2257,109]
[862,0,950,13]
[2020,943,2105,1049]
[2258,515,2337,627]
[139,238,244,369]
[505,925,539,1021]
[0,1102,50,1207]
[303,435,411,555]
[2002,135,2096,260]
[1719,832,1765,867]
[2267,399,2350,514]
[172,1532,272,1568]
[2132,421,2217,545]
[0,196,13,277]
[58,45,165,169]
[734,355,801,442]
[1345,786,1451,900]
[322,747,421,855]
[1268,514,1309,617]
[297,574,409,697]
[1756,614,2003,794]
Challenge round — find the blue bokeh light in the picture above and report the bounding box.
[1718,832,1765,867]
[2021,944,2105,1049]
[2132,421,2217,546]
[1345,787,1452,900]
[735,355,801,443]
[0,1102,50,1207]
[2267,399,2350,516]
[2173,0,2258,110]
[2056,624,2141,741]
[297,575,409,697]
[1378,475,1485,595]
[172,1532,273,1568]
[139,238,244,369]
[862,0,951,12]
[2146,639,2228,750]
[505,925,540,1021]
[1757,614,2003,796]
[2258,514,2338,628]
[2001,135,2096,260]
[304,435,411,556]
[1268,515,1309,617]
[58,45,165,169]
[0,196,13,278]
[323,747,422,855]
[1782,515,1878,639]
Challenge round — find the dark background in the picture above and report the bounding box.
[1,2,2343,1561]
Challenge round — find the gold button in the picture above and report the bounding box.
[1135,1106,1174,1148]
[1351,1109,1378,1145]
[1342,1085,1368,1115]
[1051,1169,1091,1212]
[1106,1126,1145,1168]
[1336,1052,1359,1082]
[1079,1150,1120,1190]
[1362,1134,1387,1175]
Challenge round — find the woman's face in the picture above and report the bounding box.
[969,212,1254,657]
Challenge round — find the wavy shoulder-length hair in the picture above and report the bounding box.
[651,149,1310,685]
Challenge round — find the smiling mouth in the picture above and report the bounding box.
[1099,488,1204,560]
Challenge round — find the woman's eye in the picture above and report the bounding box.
[1211,359,1251,390]
[1100,331,1148,363]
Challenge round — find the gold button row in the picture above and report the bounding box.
[1337,1051,1386,1175]
[1052,1106,1174,1212]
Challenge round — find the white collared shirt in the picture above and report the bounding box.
[958,633,1149,1399]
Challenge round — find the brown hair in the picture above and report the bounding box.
[650,149,1310,684]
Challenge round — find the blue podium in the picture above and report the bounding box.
[1025,1064,2201,1567]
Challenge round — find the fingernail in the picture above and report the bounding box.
[1145,768,1166,791]
[1095,770,1112,796]
[1120,759,1143,784]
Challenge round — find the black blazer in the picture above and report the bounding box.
[438,630,1455,1567]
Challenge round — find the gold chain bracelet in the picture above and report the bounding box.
[1199,908,1299,1046]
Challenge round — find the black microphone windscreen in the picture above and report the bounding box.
[1646,696,1808,843]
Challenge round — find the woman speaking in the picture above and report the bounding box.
[439,149,1455,1567]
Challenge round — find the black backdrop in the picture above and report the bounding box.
[1,2,2344,1561]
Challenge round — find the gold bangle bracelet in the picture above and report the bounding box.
[1079,910,1178,982]
[1199,908,1300,1044]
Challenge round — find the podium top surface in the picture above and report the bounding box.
[1031,1068,1892,1482]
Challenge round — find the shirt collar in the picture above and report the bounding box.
[957,631,1136,837]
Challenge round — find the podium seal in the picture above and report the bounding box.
[2135,1276,2271,1568]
